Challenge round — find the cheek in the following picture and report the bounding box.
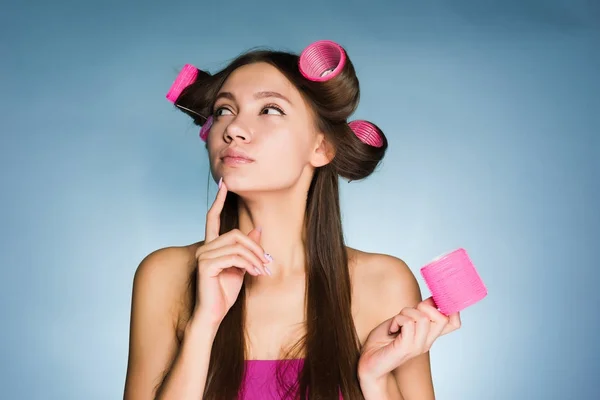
[206,140,221,164]
[266,136,311,166]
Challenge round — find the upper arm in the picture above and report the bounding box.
[366,254,435,400]
[123,247,189,400]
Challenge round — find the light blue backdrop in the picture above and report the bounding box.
[1,0,598,399]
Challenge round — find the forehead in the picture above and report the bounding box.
[219,62,299,101]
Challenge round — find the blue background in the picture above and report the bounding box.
[1,0,598,399]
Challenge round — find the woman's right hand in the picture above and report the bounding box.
[193,179,272,327]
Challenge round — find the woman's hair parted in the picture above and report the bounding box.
[173,48,388,399]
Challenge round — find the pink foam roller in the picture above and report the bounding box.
[166,64,198,103]
[199,115,213,142]
[299,40,347,82]
[348,120,384,147]
[420,248,487,315]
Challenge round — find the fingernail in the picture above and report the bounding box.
[265,266,273,276]
[218,177,223,188]
[264,253,273,263]
[254,266,262,275]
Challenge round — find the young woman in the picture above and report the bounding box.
[123,40,461,400]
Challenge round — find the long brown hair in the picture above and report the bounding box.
[174,47,388,399]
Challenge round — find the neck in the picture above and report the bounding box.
[237,186,307,281]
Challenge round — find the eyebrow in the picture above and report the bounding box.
[215,91,293,105]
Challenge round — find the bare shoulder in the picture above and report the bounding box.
[134,242,201,286]
[132,242,202,319]
[348,248,423,333]
[124,242,202,399]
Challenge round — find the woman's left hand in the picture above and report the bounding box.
[357,297,461,382]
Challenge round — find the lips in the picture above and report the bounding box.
[220,148,254,165]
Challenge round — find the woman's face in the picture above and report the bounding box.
[206,62,330,196]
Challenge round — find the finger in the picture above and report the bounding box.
[417,300,447,323]
[421,296,462,335]
[417,302,448,348]
[420,297,458,336]
[205,178,228,243]
[199,243,266,276]
[388,314,415,356]
[392,314,416,353]
[200,254,261,277]
[246,227,272,276]
[388,314,412,335]
[246,228,272,265]
[203,229,272,265]
[247,227,262,244]
[400,308,431,353]
[421,297,437,309]
[442,312,462,335]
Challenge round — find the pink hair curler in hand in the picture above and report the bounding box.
[166,64,199,103]
[348,120,384,148]
[420,248,487,316]
[299,40,347,82]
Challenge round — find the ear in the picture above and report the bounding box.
[310,133,335,168]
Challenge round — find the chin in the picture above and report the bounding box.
[219,173,260,193]
[222,175,295,199]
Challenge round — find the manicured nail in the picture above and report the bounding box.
[264,253,273,263]
[265,266,273,276]
[254,266,262,275]
[218,177,223,188]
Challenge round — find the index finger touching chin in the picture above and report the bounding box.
[205,178,228,242]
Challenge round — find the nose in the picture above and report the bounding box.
[223,119,251,143]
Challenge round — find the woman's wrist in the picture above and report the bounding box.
[186,311,221,339]
[359,374,390,400]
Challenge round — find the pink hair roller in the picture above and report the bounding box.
[199,115,213,142]
[420,248,487,316]
[166,64,199,103]
[348,120,384,147]
[298,40,347,82]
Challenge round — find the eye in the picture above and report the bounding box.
[261,104,285,116]
[214,106,233,117]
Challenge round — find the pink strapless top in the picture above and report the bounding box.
[239,359,343,399]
